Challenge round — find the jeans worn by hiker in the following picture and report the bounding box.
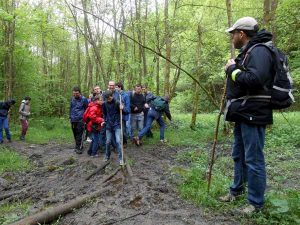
[19,98,31,141]
[0,99,15,143]
[69,89,88,153]
[137,96,172,145]
[222,17,275,212]
[103,95,123,165]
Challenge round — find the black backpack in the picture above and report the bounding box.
[243,43,294,109]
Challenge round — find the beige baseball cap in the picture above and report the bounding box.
[226,17,258,33]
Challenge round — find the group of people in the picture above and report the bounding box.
[69,81,172,165]
[0,97,31,143]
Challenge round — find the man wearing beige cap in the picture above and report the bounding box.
[220,17,275,214]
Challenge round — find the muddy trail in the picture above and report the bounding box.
[1,141,238,225]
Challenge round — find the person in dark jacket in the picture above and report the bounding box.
[0,99,16,143]
[219,17,275,214]
[135,95,172,145]
[129,84,146,141]
[116,82,131,147]
[102,90,124,166]
[142,85,154,138]
[69,86,88,153]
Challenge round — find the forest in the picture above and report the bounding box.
[0,0,300,224]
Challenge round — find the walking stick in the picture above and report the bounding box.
[207,79,228,193]
[119,94,124,166]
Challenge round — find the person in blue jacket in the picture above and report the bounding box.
[69,86,88,153]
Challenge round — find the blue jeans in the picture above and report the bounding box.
[230,122,266,208]
[0,117,11,142]
[130,113,144,138]
[106,128,122,161]
[91,131,100,156]
[138,109,165,140]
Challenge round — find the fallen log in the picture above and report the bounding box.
[85,161,110,180]
[10,186,112,225]
[102,167,121,183]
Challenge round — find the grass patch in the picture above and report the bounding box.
[0,146,31,174]
[9,117,73,144]
[166,112,300,224]
[0,200,32,225]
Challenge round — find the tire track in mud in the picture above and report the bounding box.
[1,142,238,225]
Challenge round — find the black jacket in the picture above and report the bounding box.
[225,30,275,125]
[0,101,13,117]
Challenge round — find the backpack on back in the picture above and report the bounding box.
[244,43,294,109]
[151,96,167,112]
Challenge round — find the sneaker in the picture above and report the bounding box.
[0,141,3,144]
[119,160,124,166]
[219,193,240,202]
[7,139,12,143]
[104,157,110,162]
[20,135,25,141]
[86,137,92,143]
[160,139,167,144]
[91,154,99,158]
[236,204,262,215]
[75,148,83,154]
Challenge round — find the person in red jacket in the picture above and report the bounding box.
[83,95,105,157]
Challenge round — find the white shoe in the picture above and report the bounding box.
[86,137,92,143]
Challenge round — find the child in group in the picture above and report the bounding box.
[83,94,105,157]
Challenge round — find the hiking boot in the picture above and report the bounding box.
[75,148,83,154]
[0,141,3,144]
[20,135,25,141]
[134,137,141,146]
[7,139,12,143]
[236,204,262,215]
[219,193,240,202]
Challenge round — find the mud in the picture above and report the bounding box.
[1,141,239,225]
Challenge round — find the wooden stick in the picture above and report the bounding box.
[10,187,112,225]
[102,167,121,183]
[85,161,110,180]
[0,185,34,201]
[103,210,150,225]
[119,94,124,166]
[207,80,228,193]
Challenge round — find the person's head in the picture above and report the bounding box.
[226,17,259,49]
[93,94,104,105]
[8,99,16,106]
[94,85,102,94]
[134,84,142,94]
[142,84,148,94]
[72,86,81,99]
[106,90,114,102]
[108,81,115,92]
[24,96,31,104]
[115,82,124,92]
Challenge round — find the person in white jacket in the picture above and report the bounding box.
[19,96,31,141]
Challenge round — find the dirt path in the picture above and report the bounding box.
[1,141,238,225]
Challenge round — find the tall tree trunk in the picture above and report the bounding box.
[75,24,81,85]
[163,0,171,96]
[263,0,278,42]
[135,0,143,84]
[226,0,234,58]
[3,0,16,98]
[154,0,160,95]
[190,25,203,130]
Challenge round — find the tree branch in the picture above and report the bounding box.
[70,3,219,108]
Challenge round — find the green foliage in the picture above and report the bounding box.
[0,147,31,174]
[167,112,300,224]
[0,201,32,225]
[10,117,73,144]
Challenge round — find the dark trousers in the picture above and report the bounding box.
[71,121,84,150]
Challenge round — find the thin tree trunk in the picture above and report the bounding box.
[163,0,171,96]
[225,0,234,58]
[75,24,81,85]
[155,0,160,95]
[135,0,143,84]
[190,25,203,130]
